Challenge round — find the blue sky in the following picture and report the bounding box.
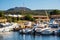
[0,0,60,10]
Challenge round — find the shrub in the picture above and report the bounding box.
[12,17,17,22]
[24,14,35,21]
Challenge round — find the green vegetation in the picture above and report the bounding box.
[0,7,60,22]
[6,16,19,22]
[24,14,35,21]
[12,17,17,22]
[17,17,20,21]
[50,10,60,15]
[0,11,5,17]
[7,16,12,22]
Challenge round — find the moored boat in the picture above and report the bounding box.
[40,28,53,35]
[0,22,20,32]
[19,28,33,34]
[53,29,60,35]
[34,27,42,34]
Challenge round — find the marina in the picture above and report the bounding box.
[0,0,60,40]
[0,19,60,35]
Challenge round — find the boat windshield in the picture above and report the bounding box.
[3,24,13,27]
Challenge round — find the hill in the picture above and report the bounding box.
[5,7,57,15]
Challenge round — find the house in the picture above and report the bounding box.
[5,14,24,18]
[32,15,50,22]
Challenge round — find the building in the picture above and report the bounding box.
[5,14,24,18]
[32,15,50,22]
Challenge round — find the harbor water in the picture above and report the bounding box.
[0,32,60,40]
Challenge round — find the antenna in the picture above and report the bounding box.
[22,0,25,7]
[22,0,25,15]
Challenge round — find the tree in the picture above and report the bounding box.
[50,10,60,15]
[12,17,17,22]
[24,14,35,21]
[17,17,20,21]
[0,11,4,17]
[7,17,12,22]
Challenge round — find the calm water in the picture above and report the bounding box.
[0,32,60,40]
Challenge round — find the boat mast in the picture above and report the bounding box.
[45,10,50,28]
[22,0,25,28]
[45,10,50,22]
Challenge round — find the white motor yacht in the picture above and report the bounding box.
[41,28,53,35]
[0,22,19,32]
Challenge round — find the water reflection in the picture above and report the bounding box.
[0,32,60,40]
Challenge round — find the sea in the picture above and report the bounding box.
[0,32,60,40]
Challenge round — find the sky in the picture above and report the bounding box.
[0,0,60,10]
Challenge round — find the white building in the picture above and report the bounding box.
[5,14,23,17]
